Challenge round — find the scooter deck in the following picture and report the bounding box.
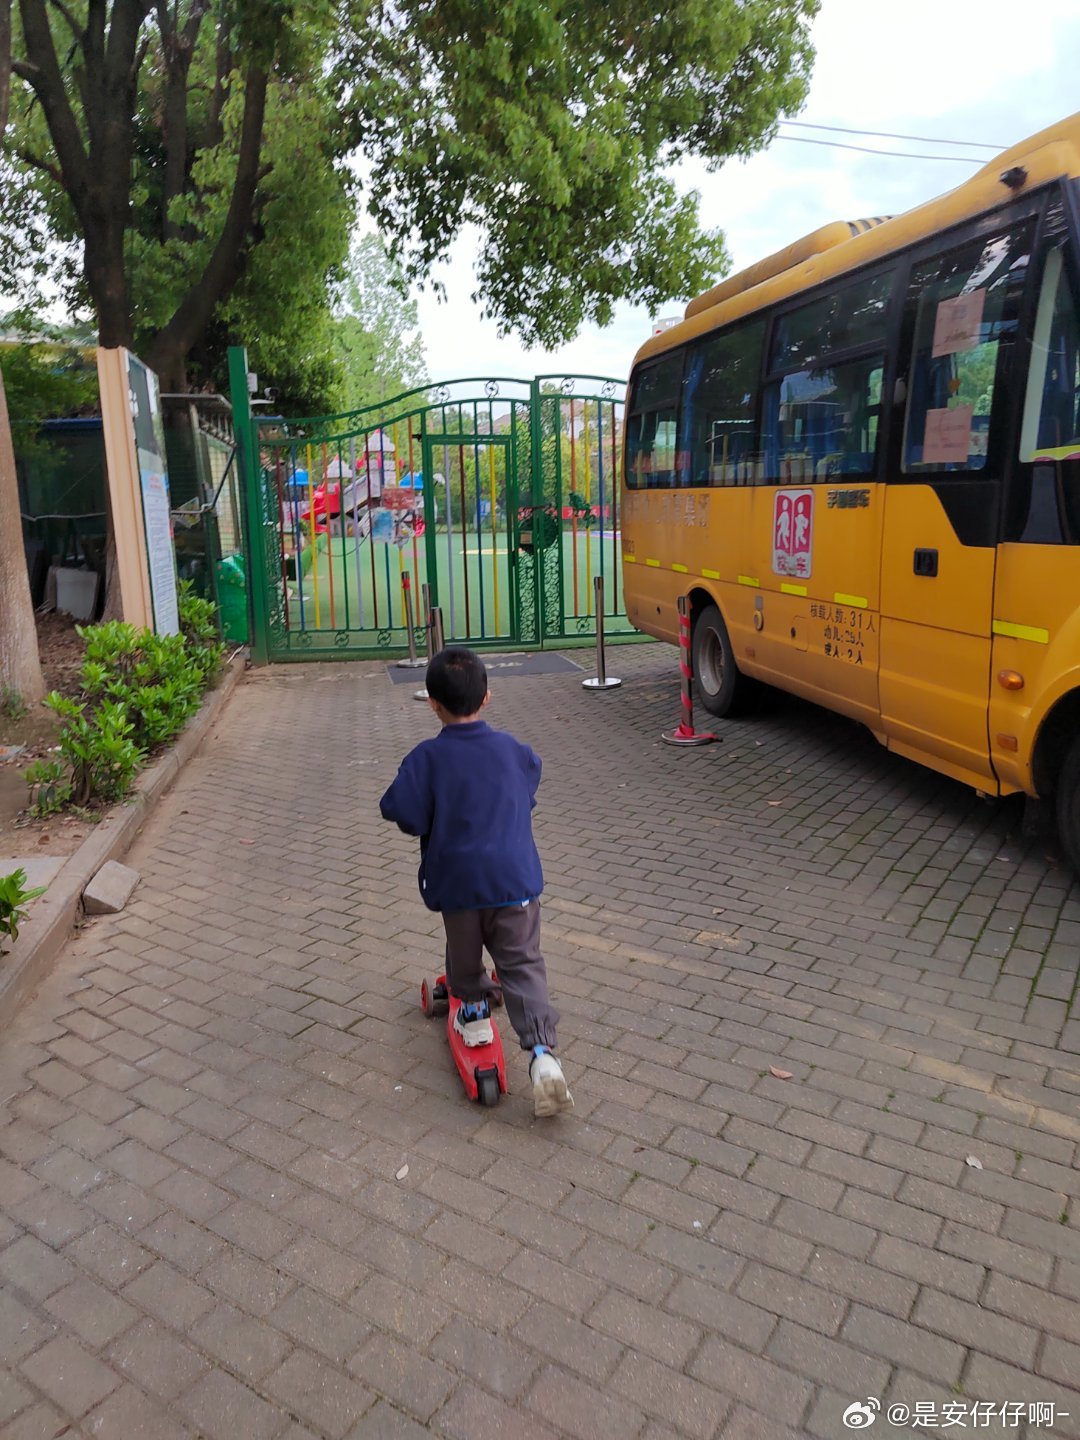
[420,975,507,1106]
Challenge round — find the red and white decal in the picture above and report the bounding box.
[772,488,813,578]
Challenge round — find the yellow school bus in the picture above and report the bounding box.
[622,112,1080,869]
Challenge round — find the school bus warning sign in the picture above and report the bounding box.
[773,488,813,579]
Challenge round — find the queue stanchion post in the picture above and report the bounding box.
[662,596,718,746]
[396,573,426,669]
[582,575,621,690]
[414,583,435,700]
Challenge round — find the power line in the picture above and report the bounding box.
[780,119,1006,151]
[775,134,984,164]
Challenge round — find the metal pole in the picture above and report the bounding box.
[414,583,435,699]
[582,575,621,690]
[396,573,425,668]
[662,595,718,746]
[432,605,446,656]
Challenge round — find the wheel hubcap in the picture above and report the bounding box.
[698,626,725,694]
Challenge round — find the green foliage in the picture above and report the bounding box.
[343,0,819,347]
[0,869,47,952]
[330,236,428,415]
[0,336,99,467]
[1,686,28,722]
[23,758,73,817]
[178,582,227,684]
[5,0,817,397]
[35,601,224,811]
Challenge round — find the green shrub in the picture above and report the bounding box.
[23,757,73,816]
[30,595,227,813]
[0,868,47,952]
[1,686,29,723]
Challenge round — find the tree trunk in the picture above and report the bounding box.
[0,369,45,703]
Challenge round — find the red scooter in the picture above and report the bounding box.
[420,976,507,1106]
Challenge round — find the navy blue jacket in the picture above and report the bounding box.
[379,721,543,912]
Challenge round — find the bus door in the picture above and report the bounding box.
[993,206,1080,794]
[879,217,1035,790]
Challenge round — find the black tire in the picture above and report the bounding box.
[1055,737,1080,874]
[477,1072,501,1107]
[692,602,754,717]
[431,982,450,1018]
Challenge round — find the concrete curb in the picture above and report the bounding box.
[0,654,246,1027]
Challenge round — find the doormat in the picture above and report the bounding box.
[387,653,583,684]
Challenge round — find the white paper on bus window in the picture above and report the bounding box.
[932,290,986,357]
[923,404,973,465]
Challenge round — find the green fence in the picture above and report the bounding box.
[228,349,635,662]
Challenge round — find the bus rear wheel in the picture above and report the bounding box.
[1055,737,1080,874]
[692,603,754,717]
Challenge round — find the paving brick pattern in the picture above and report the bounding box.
[1,644,1078,1440]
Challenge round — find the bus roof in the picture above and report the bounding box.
[633,109,1080,371]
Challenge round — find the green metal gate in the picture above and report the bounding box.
[228,348,632,662]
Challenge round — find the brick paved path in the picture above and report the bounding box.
[1,644,1078,1440]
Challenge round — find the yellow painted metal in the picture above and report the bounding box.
[636,115,1080,369]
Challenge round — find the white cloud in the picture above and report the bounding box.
[409,0,1080,384]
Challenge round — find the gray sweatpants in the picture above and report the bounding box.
[442,900,559,1051]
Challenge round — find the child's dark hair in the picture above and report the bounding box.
[426,647,488,716]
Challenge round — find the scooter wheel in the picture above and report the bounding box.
[477,1072,501,1107]
[429,981,450,1017]
[421,978,442,1018]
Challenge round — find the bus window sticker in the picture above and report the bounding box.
[923,404,973,465]
[932,289,986,358]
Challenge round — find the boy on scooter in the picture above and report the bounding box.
[379,647,573,1117]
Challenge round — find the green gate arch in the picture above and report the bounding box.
[228,347,635,663]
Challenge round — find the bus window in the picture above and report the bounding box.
[902,227,1032,475]
[770,271,893,370]
[1013,233,1080,544]
[764,358,884,483]
[761,270,892,484]
[680,319,765,486]
[625,352,685,489]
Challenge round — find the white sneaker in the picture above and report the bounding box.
[530,1051,574,1117]
[453,1003,493,1048]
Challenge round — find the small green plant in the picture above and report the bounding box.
[45,693,144,805]
[1,687,28,723]
[178,581,226,678]
[25,598,224,816]
[23,757,73,817]
[0,869,47,952]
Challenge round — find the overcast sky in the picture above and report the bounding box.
[395,0,1080,387]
